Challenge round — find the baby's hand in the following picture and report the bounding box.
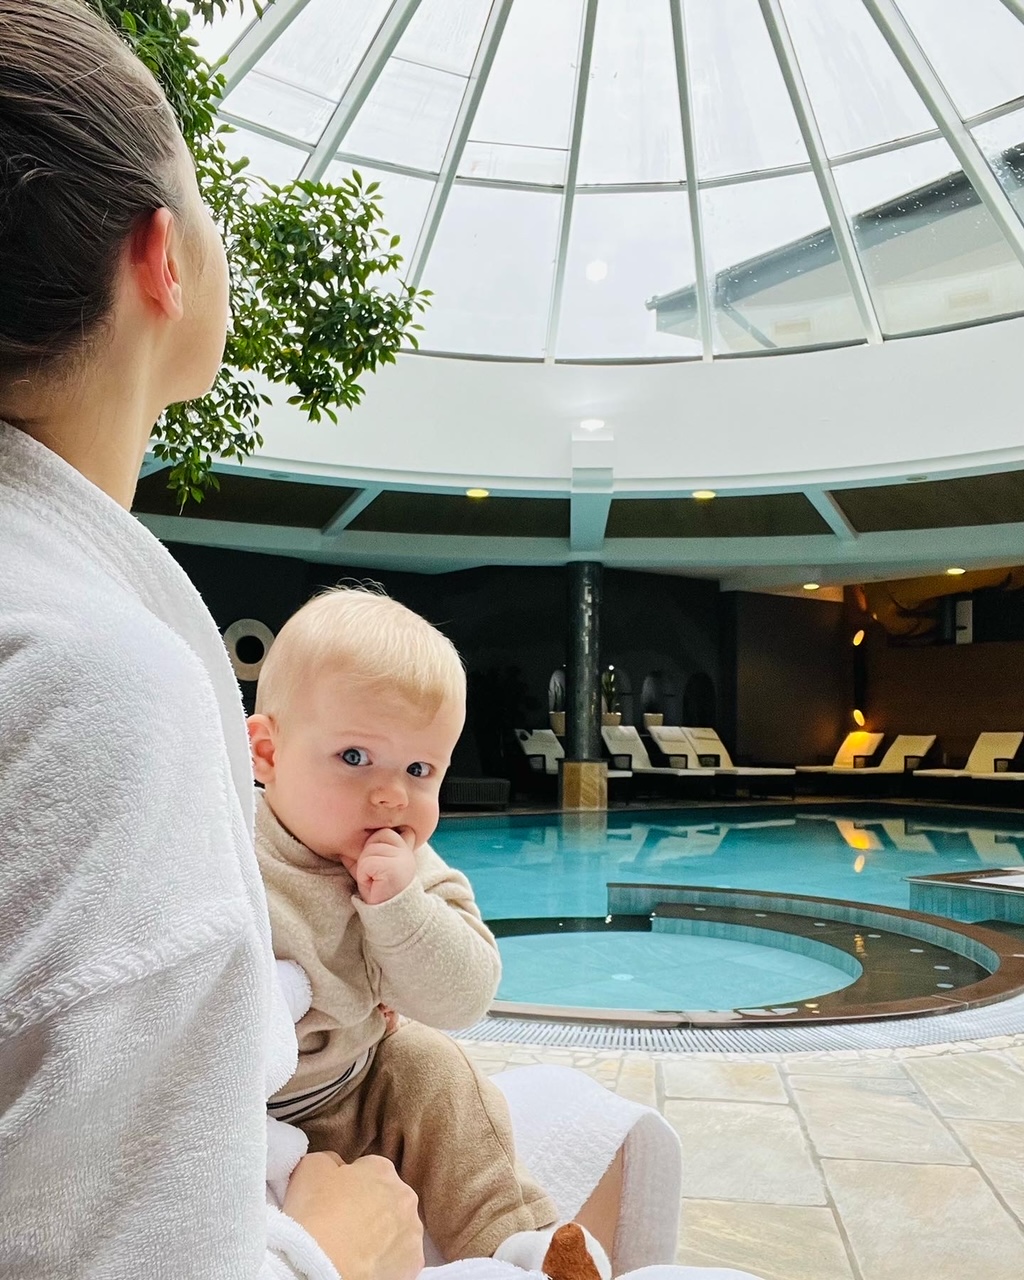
[355,827,417,905]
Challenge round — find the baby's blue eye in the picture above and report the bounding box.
[341,747,371,767]
[407,761,432,778]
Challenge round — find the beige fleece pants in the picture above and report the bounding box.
[300,1021,558,1261]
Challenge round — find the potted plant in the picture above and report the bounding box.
[601,666,621,727]
[549,675,566,737]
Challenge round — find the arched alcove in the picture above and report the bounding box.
[683,671,717,728]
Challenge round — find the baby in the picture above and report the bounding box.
[248,586,609,1278]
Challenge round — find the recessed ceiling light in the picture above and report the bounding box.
[803,582,820,591]
[691,489,716,500]
[465,487,490,499]
[853,709,866,726]
[579,418,605,432]
[945,566,966,576]
[585,259,608,282]
[852,629,865,647]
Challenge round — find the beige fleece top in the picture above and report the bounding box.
[255,792,501,1101]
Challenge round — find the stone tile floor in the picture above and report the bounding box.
[459,1032,1024,1280]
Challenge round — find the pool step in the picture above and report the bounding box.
[650,900,987,1017]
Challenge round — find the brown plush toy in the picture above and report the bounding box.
[541,1224,604,1280]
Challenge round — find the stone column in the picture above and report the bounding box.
[562,561,607,810]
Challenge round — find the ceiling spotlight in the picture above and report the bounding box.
[803,582,820,591]
[585,259,608,282]
[852,629,865,647]
[692,489,717,500]
[852,709,866,727]
[465,487,490,499]
[945,566,966,576]
[579,418,605,432]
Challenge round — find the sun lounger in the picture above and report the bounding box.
[795,730,884,773]
[600,724,713,780]
[915,732,1024,780]
[515,728,632,780]
[822,733,936,775]
[665,726,795,779]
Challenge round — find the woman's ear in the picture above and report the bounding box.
[247,713,278,784]
[127,206,184,322]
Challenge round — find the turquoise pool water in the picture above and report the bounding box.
[431,805,1024,1010]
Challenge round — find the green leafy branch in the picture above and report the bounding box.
[90,0,429,503]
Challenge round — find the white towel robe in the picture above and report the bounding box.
[0,423,763,1280]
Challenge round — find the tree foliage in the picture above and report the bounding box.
[89,0,429,502]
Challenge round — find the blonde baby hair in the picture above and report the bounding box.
[256,584,465,722]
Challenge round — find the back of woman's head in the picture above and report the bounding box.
[0,0,183,384]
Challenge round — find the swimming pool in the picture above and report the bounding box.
[432,804,1024,1012]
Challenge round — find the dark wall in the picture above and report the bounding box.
[167,546,722,777]
[865,637,1024,766]
[721,591,848,766]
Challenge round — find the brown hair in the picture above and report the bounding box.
[0,0,184,382]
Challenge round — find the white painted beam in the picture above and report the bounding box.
[321,486,384,536]
[299,0,423,183]
[759,0,883,344]
[804,488,859,540]
[135,511,1024,582]
[543,0,599,362]
[406,0,515,288]
[864,0,1024,272]
[570,471,613,553]
[217,0,315,98]
[669,0,713,360]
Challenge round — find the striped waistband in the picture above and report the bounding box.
[268,1046,374,1122]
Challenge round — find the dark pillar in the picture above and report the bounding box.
[566,561,602,762]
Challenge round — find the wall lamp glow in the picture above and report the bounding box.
[852,629,865,647]
[691,490,717,500]
[579,418,605,432]
[465,488,490,499]
[852,709,866,727]
[945,566,966,576]
[802,582,820,591]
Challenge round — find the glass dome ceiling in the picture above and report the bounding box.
[196,0,1024,361]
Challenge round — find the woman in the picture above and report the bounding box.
[0,2,420,1274]
[0,4,761,1278]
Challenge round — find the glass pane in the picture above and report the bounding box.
[189,5,256,64]
[684,0,807,179]
[464,0,582,176]
[342,59,465,172]
[701,173,865,353]
[396,0,492,76]
[222,127,308,188]
[325,161,435,284]
[254,0,391,104]
[557,192,700,359]
[895,0,1024,120]
[577,0,684,185]
[975,108,1024,224]
[418,186,561,355]
[459,141,567,185]
[222,71,335,145]
[834,138,1024,334]
[779,0,936,156]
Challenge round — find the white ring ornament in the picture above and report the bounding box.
[224,618,276,681]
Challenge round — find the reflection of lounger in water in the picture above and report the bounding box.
[968,829,1024,866]
[628,824,726,867]
[848,817,936,853]
[903,822,1024,866]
